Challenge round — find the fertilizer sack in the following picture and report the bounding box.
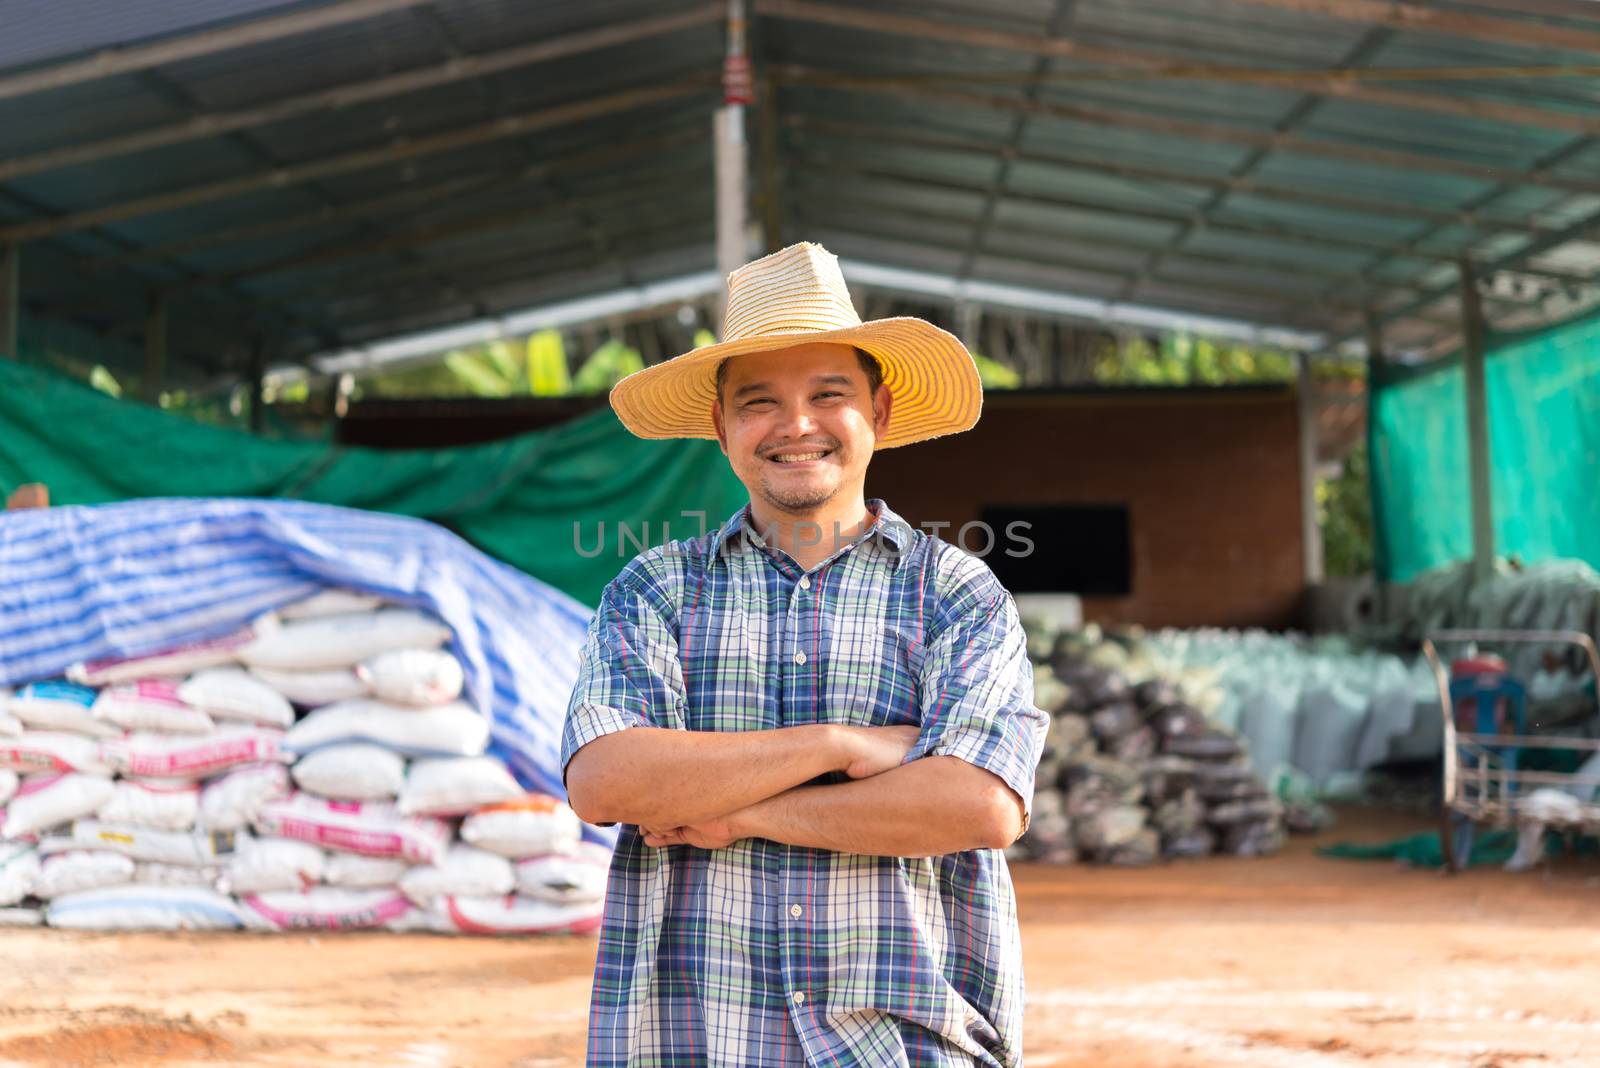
[238,609,450,671]
[9,682,117,737]
[48,885,246,931]
[398,757,521,816]
[251,793,451,864]
[197,763,290,832]
[93,680,215,735]
[177,669,294,728]
[2,773,116,839]
[69,616,279,686]
[291,744,406,801]
[102,726,289,779]
[284,699,488,758]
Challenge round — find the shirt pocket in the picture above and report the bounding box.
[816,614,925,728]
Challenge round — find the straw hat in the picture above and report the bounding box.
[608,242,982,449]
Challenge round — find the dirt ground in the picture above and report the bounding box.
[1,808,1597,1067]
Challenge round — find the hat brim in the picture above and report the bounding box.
[607,317,982,450]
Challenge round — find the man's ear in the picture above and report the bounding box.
[712,400,729,454]
[872,385,893,440]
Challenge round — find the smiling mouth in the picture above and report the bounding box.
[763,443,837,466]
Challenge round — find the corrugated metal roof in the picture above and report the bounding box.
[2,0,1599,386]
[0,0,310,70]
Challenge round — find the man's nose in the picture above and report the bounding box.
[773,402,820,439]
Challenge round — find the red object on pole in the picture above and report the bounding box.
[723,54,753,105]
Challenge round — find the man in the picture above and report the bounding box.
[563,242,1047,1067]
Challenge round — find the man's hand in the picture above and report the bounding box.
[638,725,921,850]
[5,484,48,511]
[641,814,739,850]
[837,724,920,779]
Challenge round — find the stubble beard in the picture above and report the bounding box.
[757,475,838,514]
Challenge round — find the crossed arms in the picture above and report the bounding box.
[564,723,1026,857]
[561,557,1044,859]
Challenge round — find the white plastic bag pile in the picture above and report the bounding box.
[0,588,607,934]
[1143,628,1437,788]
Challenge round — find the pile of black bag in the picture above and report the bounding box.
[1011,624,1286,866]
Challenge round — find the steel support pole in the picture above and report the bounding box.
[1364,309,1390,618]
[756,72,783,253]
[1458,258,1496,584]
[0,243,18,359]
[143,296,168,403]
[714,0,750,327]
[1296,351,1326,586]
[249,335,268,435]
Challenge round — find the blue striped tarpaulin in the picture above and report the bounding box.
[0,497,602,834]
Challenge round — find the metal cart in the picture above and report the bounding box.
[1421,629,1600,872]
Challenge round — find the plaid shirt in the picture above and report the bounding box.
[562,501,1046,1067]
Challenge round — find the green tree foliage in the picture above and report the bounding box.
[88,365,123,398]
[526,331,570,396]
[1096,331,1374,577]
[1093,332,1297,385]
[972,352,1021,389]
[571,339,644,394]
[1319,443,1375,578]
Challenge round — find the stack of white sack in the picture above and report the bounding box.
[0,588,607,935]
[1144,629,1442,790]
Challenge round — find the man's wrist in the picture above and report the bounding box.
[728,793,779,842]
[817,723,855,775]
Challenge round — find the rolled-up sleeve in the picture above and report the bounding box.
[561,563,688,780]
[907,557,1047,827]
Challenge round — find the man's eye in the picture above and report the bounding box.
[743,398,775,409]
[815,391,842,400]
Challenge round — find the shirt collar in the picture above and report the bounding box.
[714,499,915,557]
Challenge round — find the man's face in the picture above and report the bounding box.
[712,342,892,516]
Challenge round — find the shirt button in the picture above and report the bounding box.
[794,650,807,665]
[798,575,810,590]
[789,903,803,919]
[792,991,806,1007]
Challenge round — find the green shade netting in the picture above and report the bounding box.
[1371,309,1600,582]
[1318,829,1517,868]
[0,360,747,607]
[1319,828,1597,868]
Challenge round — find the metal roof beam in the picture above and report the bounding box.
[34,175,711,325]
[271,244,723,381]
[1225,0,1600,56]
[1324,133,1600,324]
[776,70,1600,198]
[244,207,712,307]
[84,125,707,272]
[796,182,1395,296]
[82,175,493,271]
[757,0,1600,138]
[293,243,714,348]
[0,0,431,104]
[0,173,346,358]
[0,5,722,184]
[0,80,711,244]
[791,198,1340,328]
[291,251,1329,383]
[787,115,1567,240]
[829,246,1332,347]
[797,156,1600,285]
[957,0,1080,281]
[1117,26,1393,306]
[1339,193,1600,343]
[792,184,1480,324]
[186,179,713,292]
